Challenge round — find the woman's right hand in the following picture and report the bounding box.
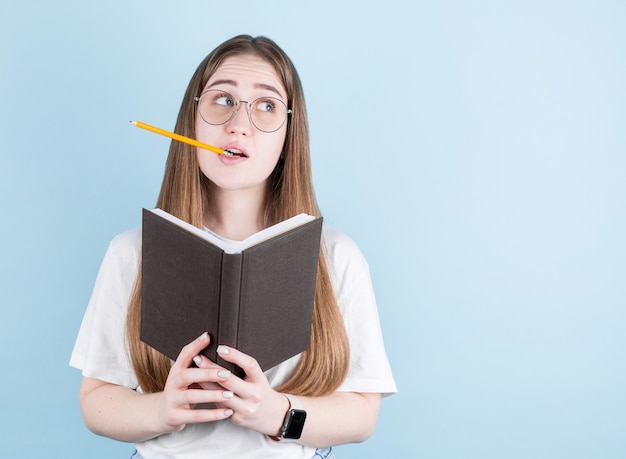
[158,332,235,433]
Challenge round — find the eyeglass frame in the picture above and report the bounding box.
[194,89,293,133]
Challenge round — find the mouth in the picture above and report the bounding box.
[223,148,247,158]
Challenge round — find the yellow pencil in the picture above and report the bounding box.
[130,120,232,156]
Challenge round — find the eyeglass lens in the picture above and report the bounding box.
[197,90,290,133]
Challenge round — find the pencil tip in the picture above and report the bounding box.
[130,120,137,125]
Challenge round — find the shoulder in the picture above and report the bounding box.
[107,227,141,255]
[109,227,142,251]
[322,222,370,280]
[322,222,367,262]
[100,227,142,274]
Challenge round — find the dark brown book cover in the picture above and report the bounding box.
[140,208,322,377]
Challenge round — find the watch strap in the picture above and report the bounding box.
[268,394,306,442]
[284,394,303,411]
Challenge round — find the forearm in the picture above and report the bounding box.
[79,377,168,443]
[79,335,242,443]
[295,392,381,447]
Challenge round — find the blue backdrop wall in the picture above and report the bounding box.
[1,1,625,457]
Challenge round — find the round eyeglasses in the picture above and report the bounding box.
[195,89,292,133]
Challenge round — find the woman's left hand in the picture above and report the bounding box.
[193,345,289,436]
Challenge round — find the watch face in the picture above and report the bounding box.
[283,409,307,439]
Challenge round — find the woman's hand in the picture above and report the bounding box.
[158,336,381,446]
[193,345,289,437]
[157,332,236,433]
[78,332,238,443]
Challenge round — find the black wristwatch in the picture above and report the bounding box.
[272,394,307,441]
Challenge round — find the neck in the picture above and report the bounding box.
[204,185,268,241]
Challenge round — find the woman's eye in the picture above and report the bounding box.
[215,95,234,107]
[256,100,275,112]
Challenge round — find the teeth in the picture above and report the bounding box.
[225,149,244,157]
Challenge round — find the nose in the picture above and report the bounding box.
[226,101,252,135]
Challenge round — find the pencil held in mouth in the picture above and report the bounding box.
[130,120,240,157]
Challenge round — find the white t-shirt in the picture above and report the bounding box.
[70,223,397,459]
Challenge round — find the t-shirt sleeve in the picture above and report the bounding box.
[69,228,141,389]
[323,225,397,396]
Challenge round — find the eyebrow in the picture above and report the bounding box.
[206,79,285,98]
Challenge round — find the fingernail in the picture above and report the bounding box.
[199,332,208,341]
[222,390,234,399]
[217,345,229,355]
[193,356,202,366]
[218,370,231,379]
[224,409,234,417]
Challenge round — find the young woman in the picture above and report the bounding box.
[71,35,396,459]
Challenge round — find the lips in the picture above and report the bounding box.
[225,148,247,158]
[223,144,248,158]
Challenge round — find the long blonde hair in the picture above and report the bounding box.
[126,35,349,396]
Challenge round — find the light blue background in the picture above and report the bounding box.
[1,1,625,458]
